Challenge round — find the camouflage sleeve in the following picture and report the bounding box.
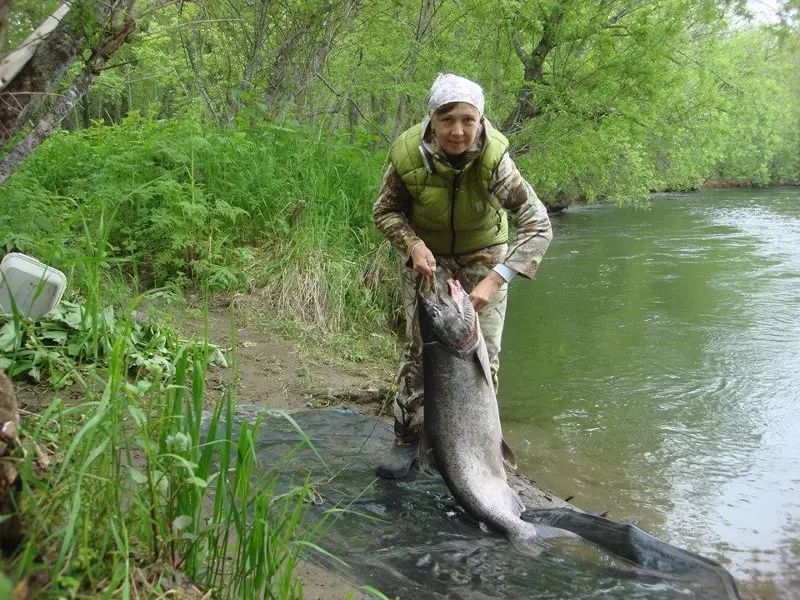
[490,153,553,279]
[372,164,422,260]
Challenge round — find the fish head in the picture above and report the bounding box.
[418,279,480,353]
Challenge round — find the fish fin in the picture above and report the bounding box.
[504,485,526,517]
[501,438,518,470]
[507,521,580,556]
[417,427,438,475]
[473,342,494,392]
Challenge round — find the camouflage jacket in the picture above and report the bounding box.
[372,124,553,279]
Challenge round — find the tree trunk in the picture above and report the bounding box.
[82,98,91,128]
[371,92,387,152]
[179,29,220,124]
[503,3,565,133]
[0,14,136,184]
[391,0,437,140]
[348,89,358,144]
[0,0,12,52]
[0,3,82,148]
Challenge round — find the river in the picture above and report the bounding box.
[500,187,800,598]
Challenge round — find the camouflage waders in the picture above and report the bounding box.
[393,244,508,443]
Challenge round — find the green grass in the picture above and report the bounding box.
[0,116,406,596]
[0,241,402,598]
[0,114,401,335]
[1,306,331,598]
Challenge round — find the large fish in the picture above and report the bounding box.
[418,279,573,549]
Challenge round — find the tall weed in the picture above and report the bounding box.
[0,114,397,332]
[4,310,326,598]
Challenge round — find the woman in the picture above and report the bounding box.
[372,73,553,479]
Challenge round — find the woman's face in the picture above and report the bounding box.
[430,102,480,156]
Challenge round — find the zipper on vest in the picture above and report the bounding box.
[449,172,461,255]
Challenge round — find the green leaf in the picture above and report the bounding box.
[40,329,69,344]
[61,304,84,329]
[127,404,147,427]
[136,437,160,455]
[187,476,208,489]
[129,468,148,485]
[172,515,192,531]
[208,347,228,368]
[135,380,152,395]
[292,540,349,567]
[0,322,18,352]
[0,571,13,600]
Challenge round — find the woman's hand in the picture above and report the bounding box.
[411,242,437,276]
[469,271,504,311]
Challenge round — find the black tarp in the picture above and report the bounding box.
[221,407,741,600]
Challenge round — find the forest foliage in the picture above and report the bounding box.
[2,0,799,198]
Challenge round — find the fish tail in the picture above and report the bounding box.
[508,521,580,555]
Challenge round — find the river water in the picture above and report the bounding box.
[500,187,800,598]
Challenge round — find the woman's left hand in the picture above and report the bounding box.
[469,271,505,311]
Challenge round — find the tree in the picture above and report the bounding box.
[172,0,360,125]
[0,0,138,185]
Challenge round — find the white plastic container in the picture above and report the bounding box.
[0,252,67,318]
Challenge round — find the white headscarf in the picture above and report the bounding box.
[427,73,485,117]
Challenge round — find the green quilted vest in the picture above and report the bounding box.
[389,120,510,255]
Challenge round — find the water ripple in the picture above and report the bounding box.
[502,188,800,595]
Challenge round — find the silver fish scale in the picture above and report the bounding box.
[420,298,534,543]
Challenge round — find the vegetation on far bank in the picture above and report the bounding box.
[3,0,799,201]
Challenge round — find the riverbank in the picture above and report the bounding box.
[162,296,583,599]
[7,285,757,600]
[6,293,395,599]
[7,291,582,599]
[162,293,749,599]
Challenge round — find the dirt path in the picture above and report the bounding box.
[184,308,393,415]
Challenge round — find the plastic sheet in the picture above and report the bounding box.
[219,407,741,599]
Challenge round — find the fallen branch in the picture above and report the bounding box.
[303,385,392,407]
[0,2,71,91]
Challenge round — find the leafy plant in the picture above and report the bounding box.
[3,319,336,598]
[0,301,227,387]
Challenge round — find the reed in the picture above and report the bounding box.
[1,299,334,598]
